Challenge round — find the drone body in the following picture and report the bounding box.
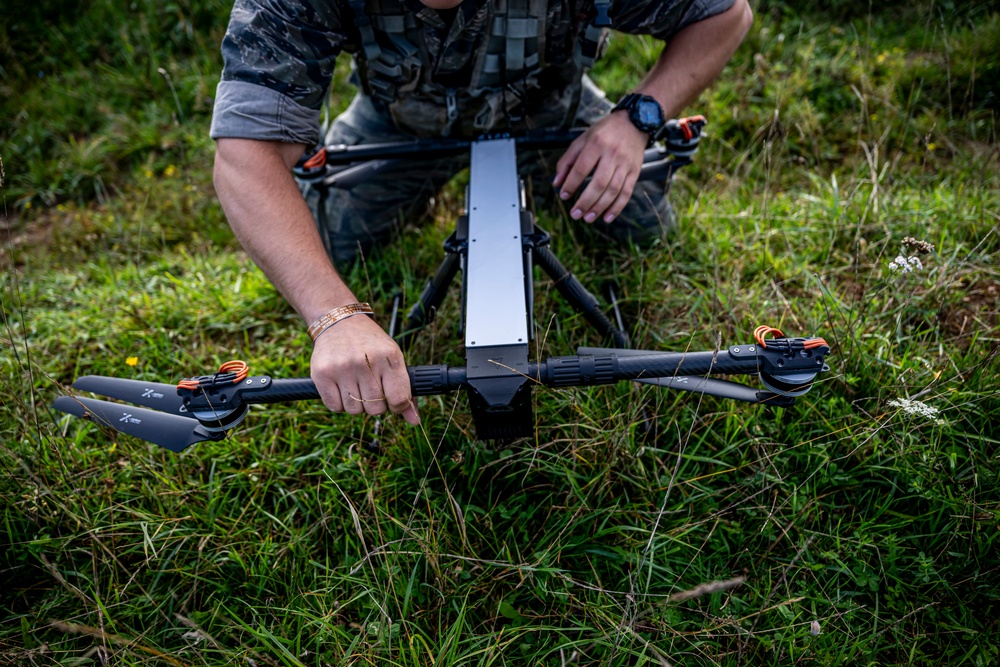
[54,120,832,448]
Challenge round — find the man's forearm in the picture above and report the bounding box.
[635,0,753,118]
[213,137,419,425]
[213,138,358,324]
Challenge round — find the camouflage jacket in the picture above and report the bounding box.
[210,0,734,142]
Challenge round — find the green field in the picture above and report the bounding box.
[2,1,998,664]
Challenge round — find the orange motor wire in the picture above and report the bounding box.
[678,118,693,141]
[753,325,785,348]
[752,324,829,350]
[177,360,249,391]
[218,359,250,383]
[302,149,326,170]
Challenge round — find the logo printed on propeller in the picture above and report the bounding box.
[119,413,142,425]
[141,388,165,399]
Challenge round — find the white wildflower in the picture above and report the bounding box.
[888,398,946,425]
[888,255,923,273]
[810,620,822,636]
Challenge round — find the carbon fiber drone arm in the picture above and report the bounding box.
[53,337,829,450]
[179,338,829,408]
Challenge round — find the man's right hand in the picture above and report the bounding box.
[309,314,419,425]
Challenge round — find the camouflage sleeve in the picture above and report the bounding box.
[610,0,737,41]
[210,0,346,145]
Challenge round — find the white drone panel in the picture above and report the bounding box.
[464,138,529,348]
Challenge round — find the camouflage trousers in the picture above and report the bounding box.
[300,76,675,266]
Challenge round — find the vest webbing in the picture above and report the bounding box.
[347,0,611,105]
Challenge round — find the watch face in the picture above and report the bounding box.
[638,102,662,127]
[635,100,663,132]
[616,94,664,135]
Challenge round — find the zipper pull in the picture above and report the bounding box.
[446,89,458,121]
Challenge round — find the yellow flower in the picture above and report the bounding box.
[715,172,726,181]
[926,143,937,152]
[126,356,139,366]
[109,441,117,454]
[164,165,177,177]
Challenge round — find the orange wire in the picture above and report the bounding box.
[302,149,326,170]
[219,360,250,383]
[177,360,249,391]
[753,325,784,348]
[753,324,828,350]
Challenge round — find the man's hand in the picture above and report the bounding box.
[552,111,650,224]
[310,314,419,425]
[552,0,753,225]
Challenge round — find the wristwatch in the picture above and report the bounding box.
[612,93,666,142]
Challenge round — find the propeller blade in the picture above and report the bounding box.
[72,375,194,418]
[635,375,794,406]
[53,395,222,452]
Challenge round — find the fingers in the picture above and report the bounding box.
[553,115,648,223]
[565,159,638,224]
[379,355,420,425]
[553,135,598,206]
[310,317,420,426]
[577,165,631,223]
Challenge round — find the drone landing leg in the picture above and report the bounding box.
[531,238,630,349]
[394,235,463,350]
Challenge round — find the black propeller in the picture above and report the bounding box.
[72,375,194,418]
[633,375,794,406]
[53,395,225,452]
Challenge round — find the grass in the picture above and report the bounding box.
[3,1,999,665]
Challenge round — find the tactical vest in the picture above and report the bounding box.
[343,0,612,137]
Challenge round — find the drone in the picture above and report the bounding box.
[53,117,832,449]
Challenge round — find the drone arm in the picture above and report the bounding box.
[613,350,753,378]
[251,378,322,403]
[294,126,703,189]
[61,339,825,450]
[198,369,469,408]
[217,348,771,407]
[182,336,827,412]
[182,352,744,409]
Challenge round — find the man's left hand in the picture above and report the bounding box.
[552,111,650,224]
